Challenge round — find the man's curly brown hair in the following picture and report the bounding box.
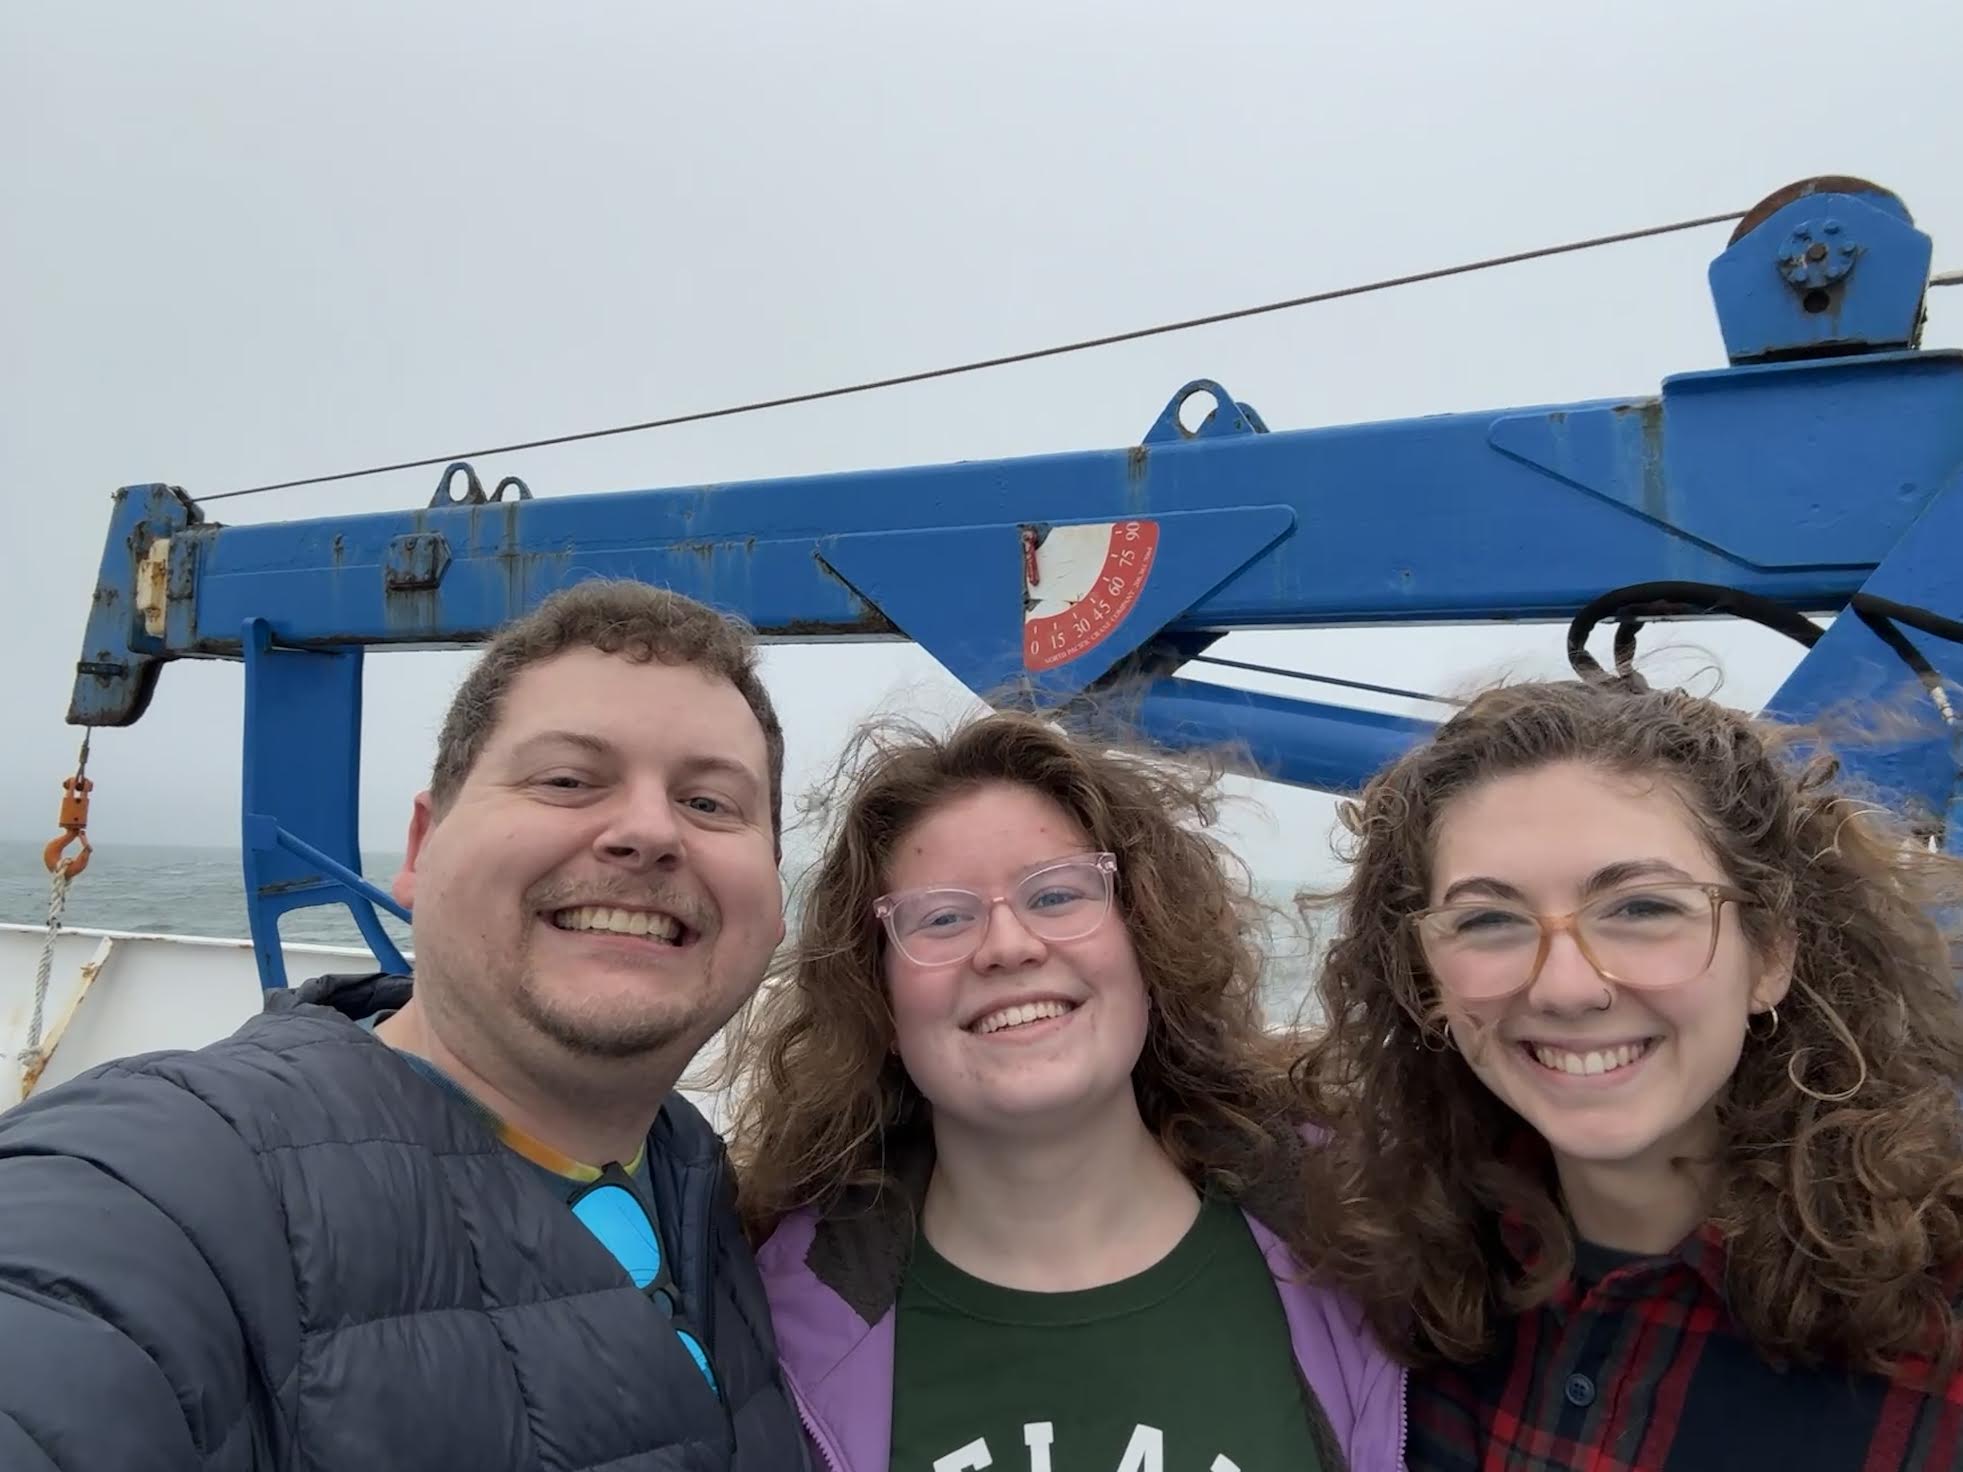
[720,710,1300,1238]
[1293,678,1963,1373]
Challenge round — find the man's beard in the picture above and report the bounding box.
[512,970,711,1060]
[513,875,727,1059]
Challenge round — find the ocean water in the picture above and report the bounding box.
[0,839,1321,1015]
[0,839,414,950]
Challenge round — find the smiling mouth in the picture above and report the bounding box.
[1522,1038,1660,1078]
[548,905,693,946]
[968,999,1079,1036]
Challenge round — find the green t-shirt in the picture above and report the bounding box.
[888,1194,1334,1472]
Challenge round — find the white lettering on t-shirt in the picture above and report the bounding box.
[929,1422,1247,1470]
[933,1438,993,1472]
[1115,1425,1164,1472]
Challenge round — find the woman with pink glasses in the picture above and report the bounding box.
[722,711,1405,1472]
[1293,677,1963,1470]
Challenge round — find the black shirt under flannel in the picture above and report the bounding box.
[1408,1221,1963,1471]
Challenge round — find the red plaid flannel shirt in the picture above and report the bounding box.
[1406,1216,1963,1471]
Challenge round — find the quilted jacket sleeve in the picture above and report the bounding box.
[0,1063,299,1471]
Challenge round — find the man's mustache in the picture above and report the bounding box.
[525,877,717,937]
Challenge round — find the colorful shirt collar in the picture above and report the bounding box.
[381,1030,646,1180]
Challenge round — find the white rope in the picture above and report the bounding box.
[22,868,73,1065]
[21,732,91,1078]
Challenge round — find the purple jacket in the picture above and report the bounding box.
[757,1191,1407,1471]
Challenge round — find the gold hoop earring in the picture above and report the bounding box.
[1748,1004,1780,1040]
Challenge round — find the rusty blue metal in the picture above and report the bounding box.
[56,175,1963,977]
[1707,176,1932,363]
[384,532,451,592]
[67,484,199,728]
[69,364,1962,669]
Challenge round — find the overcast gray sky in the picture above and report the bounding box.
[3,1,1958,887]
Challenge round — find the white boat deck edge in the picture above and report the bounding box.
[0,923,735,1125]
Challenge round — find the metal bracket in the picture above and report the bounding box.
[385,533,452,592]
[1141,380,1270,445]
[67,484,202,726]
[1709,177,1930,362]
[428,461,534,509]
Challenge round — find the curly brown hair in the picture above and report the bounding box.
[1293,678,1963,1373]
[721,709,1301,1237]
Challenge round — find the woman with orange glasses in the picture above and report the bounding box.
[1294,677,1963,1470]
[721,711,1406,1472]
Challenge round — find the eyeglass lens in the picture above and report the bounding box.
[571,1182,718,1392]
[1418,885,1724,999]
[883,857,1113,965]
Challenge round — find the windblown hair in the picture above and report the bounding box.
[722,710,1298,1237]
[1294,677,1963,1373]
[429,579,784,846]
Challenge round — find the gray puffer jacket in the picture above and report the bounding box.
[0,972,807,1471]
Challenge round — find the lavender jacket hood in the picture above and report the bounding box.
[755,1142,1407,1472]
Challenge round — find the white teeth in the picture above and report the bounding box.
[1526,1040,1654,1076]
[552,906,682,942]
[971,999,1075,1036]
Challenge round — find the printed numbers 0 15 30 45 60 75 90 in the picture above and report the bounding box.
[1021,520,1160,673]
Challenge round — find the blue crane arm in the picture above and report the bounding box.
[78,350,1963,659]
[57,175,1963,982]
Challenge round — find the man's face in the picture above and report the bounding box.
[394,648,784,1069]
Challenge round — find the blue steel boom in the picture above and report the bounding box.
[64,176,1963,986]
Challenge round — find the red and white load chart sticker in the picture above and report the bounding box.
[1022,519,1160,672]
